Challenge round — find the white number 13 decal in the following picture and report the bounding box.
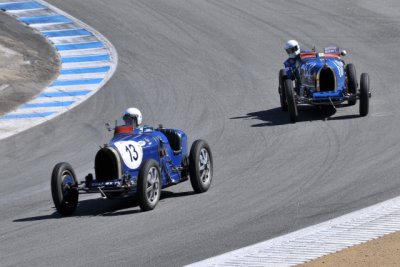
[115,141,143,169]
[125,144,138,162]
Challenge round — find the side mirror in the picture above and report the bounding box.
[105,122,113,132]
[340,50,347,56]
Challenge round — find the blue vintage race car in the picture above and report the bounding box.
[51,123,213,215]
[278,47,371,122]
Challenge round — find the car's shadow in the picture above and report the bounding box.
[327,114,361,121]
[231,105,361,126]
[14,190,195,222]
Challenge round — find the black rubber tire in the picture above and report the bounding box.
[346,63,357,105]
[284,78,298,123]
[51,162,79,216]
[359,73,370,117]
[278,69,288,111]
[137,159,161,211]
[189,140,213,193]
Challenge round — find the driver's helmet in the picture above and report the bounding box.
[123,107,142,127]
[284,40,300,58]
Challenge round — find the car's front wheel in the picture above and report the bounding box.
[189,140,213,193]
[284,78,298,123]
[51,162,79,216]
[137,160,161,211]
[359,73,370,117]
[279,69,288,111]
[346,63,357,105]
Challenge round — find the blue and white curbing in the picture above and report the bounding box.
[0,0,118,140]
[188,195,400,267]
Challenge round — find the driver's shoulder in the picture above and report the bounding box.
[284,58,297,67]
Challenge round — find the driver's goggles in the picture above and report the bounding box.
[123,115,137,125]
[286,46,299,54]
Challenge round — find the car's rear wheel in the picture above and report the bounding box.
[359,73,370,116]
[284,78,298,123]
[279,69,288,111]
[51,162,79,216]
[137,159,161,211]
[346,63,357,105]
[189,140,213,193]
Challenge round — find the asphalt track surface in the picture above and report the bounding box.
[1,1,400,266]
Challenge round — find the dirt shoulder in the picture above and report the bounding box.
[298,231,400,266]
[0,11,60,115]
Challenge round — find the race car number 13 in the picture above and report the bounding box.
[126,144,138,161]
[114,141,143,169]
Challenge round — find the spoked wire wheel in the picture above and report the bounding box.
[51,162,79,216]
[146,166,160,204]
[138,160,161,211]
[189,140,213,193]
[199,148,212,186]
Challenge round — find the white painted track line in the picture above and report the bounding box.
[188,195,400,267]
[0,0,118,140]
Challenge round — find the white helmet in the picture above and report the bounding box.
[284,40,300,58]
[123,107,142,126]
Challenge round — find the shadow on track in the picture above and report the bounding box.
[14,190,195,221]
[231,105,361,126]
[161,190,195,200]
[327,114,361,121]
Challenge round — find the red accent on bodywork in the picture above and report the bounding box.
[300,52,316,59]
[114,125,133,135]
[324,53,341,59]
[300,52,341,60]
